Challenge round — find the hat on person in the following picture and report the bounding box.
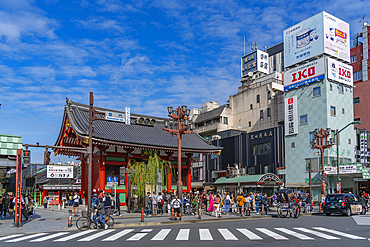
[93,189,96,192]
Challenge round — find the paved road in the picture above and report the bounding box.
[0,214,369,247]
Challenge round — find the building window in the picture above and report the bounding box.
[313,86,321,97]
[309,132,315,145]
[300,114,308,125]
[330,106,336,116]
[354,70,363,81]
[342,108,345,114]
[260,110,264,119]
[213,118,220,123]
[354,118,361,122]
[348,138,351,144]
[198,122,204,127]
[354,97,360,105]
[338,84,344,94]
[306,158,319,171]
[206,120,211,125]
[330,84,333,91]
[331,130,338,145]
[248,121,251,127]
[253,142,271,155]
[267,108,271,117]
[257,94,260,103]
[250,104,253,109]
[268,91,271,100]
[223,117,228,125]
[291,142,296,148]
[350,55,357,63]
[248,166,255,175]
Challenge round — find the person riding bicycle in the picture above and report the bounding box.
[93,198,108,229]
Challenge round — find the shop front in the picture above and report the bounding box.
[214,173,282,196]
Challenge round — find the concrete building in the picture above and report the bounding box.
[283,12,356,200]
[351,23,370,130]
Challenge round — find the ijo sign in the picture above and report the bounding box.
[47,165,73,178]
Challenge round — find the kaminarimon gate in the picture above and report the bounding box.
[54,99,221,205]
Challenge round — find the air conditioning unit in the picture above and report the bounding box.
[211,135,221,141]
[240,168,246,175]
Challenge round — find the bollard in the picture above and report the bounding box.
[198,206,201,219]
[58,203,60,211]
[218,208,222,218]
[68,210,72,227]
[171,208,174,221]
[241,205,244,217]
[141,208,144,222]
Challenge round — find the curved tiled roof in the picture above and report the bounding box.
[57,99,221,153]
[194,105,226,123]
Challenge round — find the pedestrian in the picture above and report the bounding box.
[43,196,48,209]
[152,191,158,216]
[61,194,66,209]
[73,192,80,216]
[223,192,230,214]
[133,194,138,211]
[245,193,251,216]
[157,192,164,215]
[0,195,3,219]
[261,193,268,214]
[104,192,112,213]
[320,194,326,211]
[237,193,246,215]
[214,194,220,216]
[208,193,214,215]
[255,192,262,214]
[144,192,151,217]
[171,194,182,221]
[3,194,10,217]
[115,193,121,216]
[82,191,86,205]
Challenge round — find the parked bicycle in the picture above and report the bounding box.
[277,202,300,218]
[76,209,114,230]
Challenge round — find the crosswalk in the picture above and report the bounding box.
[0,227,367,243]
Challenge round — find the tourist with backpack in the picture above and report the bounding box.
[223,192,230,214]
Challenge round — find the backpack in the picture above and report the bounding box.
[160,199,164,205]
[226,199,230,205]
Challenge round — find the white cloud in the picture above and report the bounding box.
[76,17,125,33]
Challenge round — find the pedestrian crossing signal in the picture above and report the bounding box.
[23,149,31,164]
[44,151,51,165]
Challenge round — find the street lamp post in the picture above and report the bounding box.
[334,121,362,183]
[164,106,194,202]
[311,128,334,196]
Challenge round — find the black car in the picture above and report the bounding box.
[322,193,366,216]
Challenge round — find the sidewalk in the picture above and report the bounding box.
[0,205,321,236]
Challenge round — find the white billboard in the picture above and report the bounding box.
[324,165,357,174]
[285,96,298,136]
[241,49,269,77]
[283,57,325,91]
[284,11,350,68]
[47,165,73,178]
[327,57,353,87]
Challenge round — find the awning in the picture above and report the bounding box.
[214,173,281,185]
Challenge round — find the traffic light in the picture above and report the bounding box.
[44,151,51,165]
[23,149,31,165]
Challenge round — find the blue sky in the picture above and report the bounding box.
[0,0,369,163]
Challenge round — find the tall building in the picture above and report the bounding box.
[283,11,356,199]
[351,23,370,130]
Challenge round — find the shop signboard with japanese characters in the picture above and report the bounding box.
[241,49,269,77]
[327,57,353,87]
[283,57,325,91]
[47,165,73,178]
[285,96,298,136]
[324,164,357,174]
[284,11,350,68]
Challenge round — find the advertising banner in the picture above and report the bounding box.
[284,96,298,136]
[284,11,350,68]
[324,165,357,174]
[105,111,125,122]
[241,49,269,77]
[47,165,73,178]
[327,57,353,87]
[283,57,325,91]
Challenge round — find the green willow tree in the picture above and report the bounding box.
[129,153,173,201]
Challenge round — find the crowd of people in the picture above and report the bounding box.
[0,193,34,221]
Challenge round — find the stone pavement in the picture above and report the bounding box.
[0,204,320,236]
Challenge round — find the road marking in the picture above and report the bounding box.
[176,229,190,240]
[0,234,24,241]
[141,229,153,232]
[199,229,213,240]
[5,233,47,242]
[312,227,366,240]
[126,233,148,241]
[294,228,340,240]
[30,232,68,242]
[237,228,263,240]
[218,229,238,240]
[54,230,97,242]
[256,228,288,240]
[78,229,115,241]
[102,229,134,241]
[275,228,314,240]
[151,229,171,241]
